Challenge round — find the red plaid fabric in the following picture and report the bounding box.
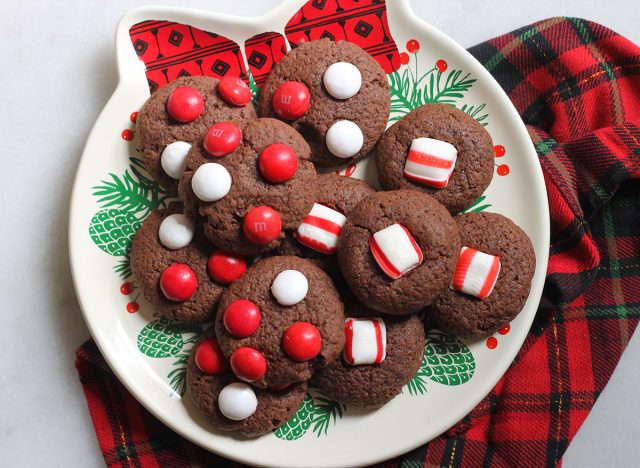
[76,17,640,467]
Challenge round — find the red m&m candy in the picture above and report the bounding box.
[243,206,282,245]
[203,122,242,157]
[195,338,227,374]
[159,264,198,302]
[166,86,204,123]
[230,347,267,382]
[208,250,247,285]
[217,76,252,107]
[272,81,311,120]
[259,144,298,183]
[223,300,261,338]
[282,322,322,362]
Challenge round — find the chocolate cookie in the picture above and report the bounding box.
[429,212,536,338]
[186,328,307,438]
[312,305,424,408]
[375,103,494,215]
[271,173,376,276]
[338,190,461,315]
[136,76,257,191]
[258,39,390,168]
[130,207,235,323]
[178,118,318,256]
[214,256,345,387]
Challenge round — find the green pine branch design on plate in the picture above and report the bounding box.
[137,314,202,396]
[89,157,176,279]
[388,50,487,126]
[405,328,476,395]
[274,390,346,441]
[462,195,491,214]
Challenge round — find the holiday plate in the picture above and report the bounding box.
[69,1,549,466]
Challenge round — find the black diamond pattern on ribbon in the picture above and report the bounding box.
[354,20,373,38]
[133,39,148,56]
[320,30,336,41]
[312,0,327,9]
[248,51,267,69]
[168,30,183,46]
[211,59,230,76]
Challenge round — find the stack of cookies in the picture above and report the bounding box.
[130,38,536,438]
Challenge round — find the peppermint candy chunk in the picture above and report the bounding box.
[343,318,387,366]
[451,247,501,300]
[403,137,458,188]
[296,203,347,254]
[369,223,423,279]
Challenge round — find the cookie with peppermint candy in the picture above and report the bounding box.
[338,189,461,315]
[178,118,318,256]
[186,328,308,438]
[375,103,494,215]
[429,212,536,338]
[311,303,424,408]
[214,256,345,388]
[130,207,248,323]
[136,75,257,191]
[258,39,390,168]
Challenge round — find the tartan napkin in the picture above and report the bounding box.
[75,17,640,467]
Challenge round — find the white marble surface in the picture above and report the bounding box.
[0,1,637,466]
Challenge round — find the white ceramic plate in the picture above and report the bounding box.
[69,1,549,466]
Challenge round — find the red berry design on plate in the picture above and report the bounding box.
[243,206,282,245]
[159,264,198,302]
[121,129,134,141]
[399,52,410,65]
[217,76,252,107]
[436,60,448,73]
[208,250,247,285]
[230,347,267,382]
[130,111,138,123]
[126,301,139,313]
[259,143,298,183]
[498,324,511,335]
[166,86,204,123]
[272,81,311,120]
[195,338,228,374]
[223,300,261,338]
[120,282,134,295]
[203,122,242,158]
[497,164,510,176]
[406,39,420,53]
[494,145,506,157]
[486,336,498,349]
[282,322,322,362]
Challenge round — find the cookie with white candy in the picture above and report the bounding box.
[258,38,390,168]
[430,212,536,338]
[312,304,424,408]
[136,75,257,191]
[214,256,345,388]
[186,328,308,438]
[130,206,247,323]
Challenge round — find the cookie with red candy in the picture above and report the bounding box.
[214,256,345,388]
[130,207,247,323]
[178,118,318,256]
[186,327,308,438]
[258,39,390,168]
[136,76,256,191]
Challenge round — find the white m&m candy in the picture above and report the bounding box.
[369,223,423,279]
[344,318,387,365]
[326,120,363,159]
[404,138,458,188]
[271,270,308,306]
[158,213,195,250]
[451,247,501,300]
[218,382,258,420]
[323,62,362,100]
[191,163,232,202]
[161,141,191,179]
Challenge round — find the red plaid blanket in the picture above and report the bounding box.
[75,17,640,467]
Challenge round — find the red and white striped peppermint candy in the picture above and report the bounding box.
[403,137,458,188]
[343,318,387,366]
[369,223,423,279]
[451,247,501,300]
[295,203,347,254]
